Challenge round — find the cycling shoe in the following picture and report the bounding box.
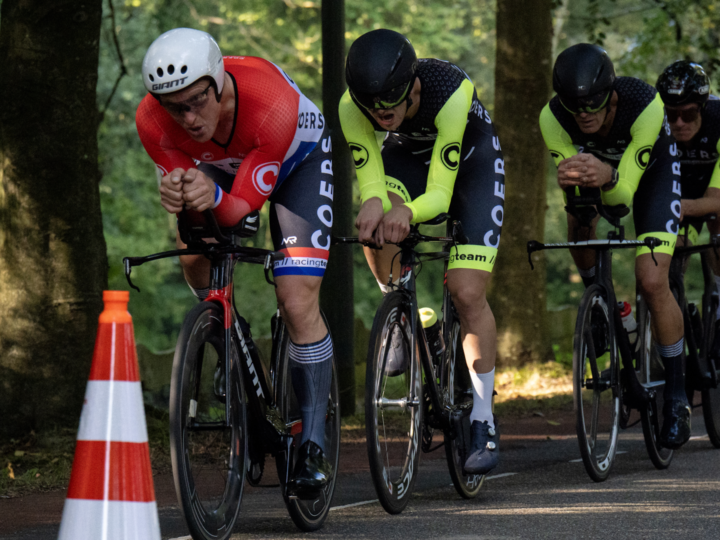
[287,440,333,500]
[384,326,409,377]
[463,420,499,475]
[660,398,691,449]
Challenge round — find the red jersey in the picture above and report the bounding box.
[136,56,325,227]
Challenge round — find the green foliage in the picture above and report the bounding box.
[96,0,717,352]
[97,1,498,348]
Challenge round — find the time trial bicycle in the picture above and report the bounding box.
[527,193,666,481]
[670,225,720,448]
[336,214,485,514]
[124,210,340,538]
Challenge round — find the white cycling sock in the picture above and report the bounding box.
[715,275,720,319]
[469,367,495,429]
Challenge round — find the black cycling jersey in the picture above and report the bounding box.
[339,58,504,271]
[674,98,720,200]
[540,76,680,256]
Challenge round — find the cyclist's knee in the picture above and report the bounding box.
[275,277,321,327]
[447,272,490,319]
[179,253,210,288]
[636,270,669,302]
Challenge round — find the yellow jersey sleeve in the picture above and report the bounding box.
[405,78,474,223]
[539,103,578,165]
[710,138,720,190]
[338,90,392,213]
[602,94,664,206]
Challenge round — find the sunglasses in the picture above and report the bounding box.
[560,91,610,115]
[351,80,413,110]
[666,106,700,124]
[161,84,213,116]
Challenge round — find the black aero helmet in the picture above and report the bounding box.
[656,60,710,107]
[553,43,616,114]
[346,29,418,109]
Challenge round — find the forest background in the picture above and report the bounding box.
[94,0,720,352]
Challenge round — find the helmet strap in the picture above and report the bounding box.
[404,75,417,109]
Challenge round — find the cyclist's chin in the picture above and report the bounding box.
[184,125,212,142]
[577,121,601,134]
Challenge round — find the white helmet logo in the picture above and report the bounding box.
[253,162,281,195]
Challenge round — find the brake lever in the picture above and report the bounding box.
[526,240,544,270]
[123,257,141,293]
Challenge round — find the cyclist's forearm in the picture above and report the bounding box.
[682,196,720,218]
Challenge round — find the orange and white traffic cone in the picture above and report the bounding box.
[59,290,161,540]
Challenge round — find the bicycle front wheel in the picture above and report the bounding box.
[366,291,423,514]
[275,318,341,532]
[635,296,673,469]
[573,285,620,482]
[443,316,484,499]
[170,301,247,540]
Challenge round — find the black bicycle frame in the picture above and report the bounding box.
[672,237,720,387]
[123,233,289,450]
[527,232,661,400]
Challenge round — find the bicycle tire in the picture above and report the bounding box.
[635,296,673,469]
[275,318,341,531]
[701,289,720,448]
[365,291,423,514]
[169,301,247,540]
[443,316,484,498]
[573,284,621,482]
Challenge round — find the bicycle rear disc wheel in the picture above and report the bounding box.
[636,297,673,468]
[366,291,423,514]
[701,298,720,448]
[170,301,247,540]
[443,317,484,498]
[275,319,341,531]
[573,285,620,482]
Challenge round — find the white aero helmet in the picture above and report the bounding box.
[142,28,224,96]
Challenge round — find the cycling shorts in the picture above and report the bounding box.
[631,130,681,257]
[198,128,334,278]
[381,120,505,272]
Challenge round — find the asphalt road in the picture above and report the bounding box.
[3,410,718,540]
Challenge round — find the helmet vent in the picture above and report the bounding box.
[168,64,175,75]
[156,67,164,77]
[148,74,154,82]
[181,65,188,74]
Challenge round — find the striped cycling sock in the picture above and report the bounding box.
[658,339,686,402]
[289,333,334,450]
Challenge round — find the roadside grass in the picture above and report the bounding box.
[1,407,172,499]
[1,361,573,498]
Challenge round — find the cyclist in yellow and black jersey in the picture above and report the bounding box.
[656,62,720,242]
[339,29,505,475]
[539,43,689,449]
[657,60,720,355]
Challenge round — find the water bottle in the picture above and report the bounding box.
[618,301,638,350]
[419,307,445,360]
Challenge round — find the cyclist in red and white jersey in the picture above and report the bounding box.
[136,28,334,496]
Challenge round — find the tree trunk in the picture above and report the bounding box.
[321,0,355,416]
[490,0,554,367]
[0,1,107,437]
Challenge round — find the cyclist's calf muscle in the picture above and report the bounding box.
[447,268,496,374]
[635,253,684,346]
[566,212,600,271]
